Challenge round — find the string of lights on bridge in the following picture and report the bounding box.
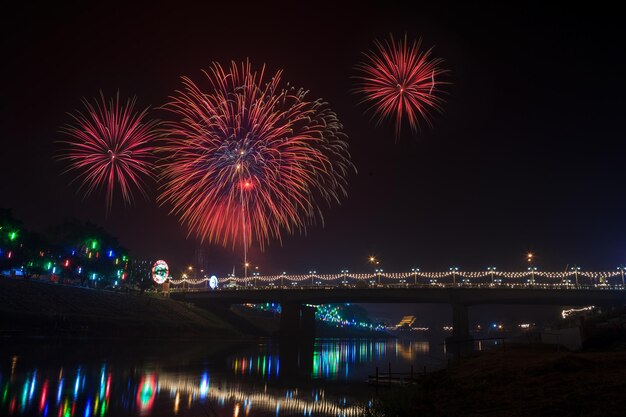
[168,267,626,287]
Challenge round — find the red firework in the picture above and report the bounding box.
[59,92,160,211]
[160,61,353,250]
[355,34,448,137]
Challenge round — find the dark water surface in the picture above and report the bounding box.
[0,337,451,417]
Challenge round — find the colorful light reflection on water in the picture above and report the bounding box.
[0,366,113,417]
[229,339,437,381]
[1,362,360,416]
[1,339,441,416]
[313,339,431,380]
[136,374,156,415]
[231,355,280,379]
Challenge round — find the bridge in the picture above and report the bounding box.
[169,270,626,349]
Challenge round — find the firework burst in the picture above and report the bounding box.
[59,92,161,211]
[355,34,448,137]
[160,61,353,250]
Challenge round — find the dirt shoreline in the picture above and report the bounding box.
[366,344,626,416]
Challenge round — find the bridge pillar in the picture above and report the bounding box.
[279,303,301,336]
[300,305,317,337]
[279,303,315,380]
[445,303,473,356]
[451,303,470,340]
[279,303,316,341]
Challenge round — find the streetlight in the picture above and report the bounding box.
[618,266,626,288]
[487,266,496,285]
[449,267,459,286]
[526,252,534,263]
[528,266,537,285]
[411,268,419,285]
[309,270,316,286]
[281,271,286,287]
[375,269,383,285]
[182,273,188,290]
[570,266,580,288]
[341,270,349,286]
[252,271,260,288]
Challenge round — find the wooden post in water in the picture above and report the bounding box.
[375,366,379,386]
[388,362,392,384]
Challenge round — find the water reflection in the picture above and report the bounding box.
[228,339,438,382]
[1,339,442,416]
[137,374,156,415]
[231,356,280,380]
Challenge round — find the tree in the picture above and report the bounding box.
[48,218,130,287]
[0,208,25,274]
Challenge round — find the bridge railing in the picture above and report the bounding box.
[168,270,626,292]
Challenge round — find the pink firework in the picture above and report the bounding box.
[160,61,353,250]
[59,92,160,211]
[355,34,448,137]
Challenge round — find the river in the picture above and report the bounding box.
[0,337,465,417]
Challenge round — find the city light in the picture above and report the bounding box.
[561,306,595,319]
[168,267,626,288]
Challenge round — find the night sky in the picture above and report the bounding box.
[3,1,626,276]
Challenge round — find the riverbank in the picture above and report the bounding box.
[231,304,394,338]
[365,344,626,417]
[0,278,240,340]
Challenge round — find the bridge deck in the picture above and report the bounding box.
[170,285,626,306]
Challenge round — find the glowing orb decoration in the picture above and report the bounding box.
[209,275,218,290]
[152,260,169,284]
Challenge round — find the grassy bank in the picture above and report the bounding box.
[365,345,626,417]
[0,278,240,340]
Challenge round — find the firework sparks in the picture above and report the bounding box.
[354,34,448,137]
[160,61,353,250]
[59,92,160,211]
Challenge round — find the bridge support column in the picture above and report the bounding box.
[280,303,301,336]
[279,303,316,341]
[300,305,317,338]
[445,303,473,356]
[279,303,315,379]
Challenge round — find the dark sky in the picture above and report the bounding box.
[3,1,626,276]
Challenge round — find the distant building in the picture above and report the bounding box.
[195,247,209,272]
[130,259,153,284]
[396,315,416,329]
